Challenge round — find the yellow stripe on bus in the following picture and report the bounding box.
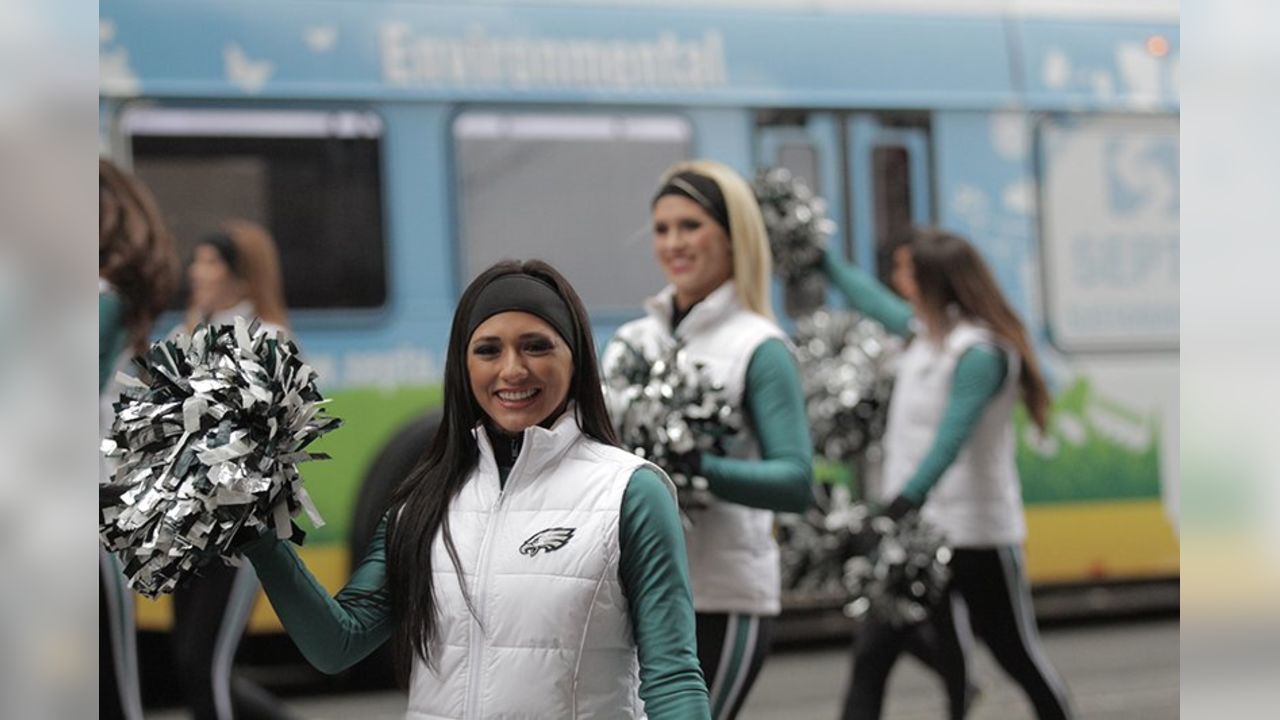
[134,545,351,633]
[1023,499,1179,583]
[135,500,1179,632]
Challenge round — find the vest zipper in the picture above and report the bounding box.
[464,430,527,718]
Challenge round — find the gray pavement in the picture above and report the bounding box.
[146,618,1177,719]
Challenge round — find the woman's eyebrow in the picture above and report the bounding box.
[470,331,553,344]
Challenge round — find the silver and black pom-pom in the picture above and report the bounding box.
[99,318,340,597]
[792,309,898,464]
[604,340,743,513]
[753,166,837,317]
[753,166,836,283]
[777,503,851,600]
[827,502,952,627]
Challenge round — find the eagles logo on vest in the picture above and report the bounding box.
[519,527,576,556]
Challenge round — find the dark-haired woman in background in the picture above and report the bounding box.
[239,260,709,718]
[823,227,1072,719]
[100,157,179,720]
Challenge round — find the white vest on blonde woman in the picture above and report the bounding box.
[408,408,669,720]
[605,281,787,616]
[881,319,1026,547]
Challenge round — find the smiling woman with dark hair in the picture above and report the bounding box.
[240,259,710,719]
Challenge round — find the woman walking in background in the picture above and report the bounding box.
[822,227,1072,720]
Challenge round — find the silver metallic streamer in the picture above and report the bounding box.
[777,504,850,600]
[826,501,952,628]
[792,309,898,464]
[604,340,743,513]
[753,166,835,283]
[99,317,341,597]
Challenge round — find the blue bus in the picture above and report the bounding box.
[100,0,1180,638]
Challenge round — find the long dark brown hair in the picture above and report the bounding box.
[384,260,618,679]
[99,158,178,354]
[907,227,1050,431]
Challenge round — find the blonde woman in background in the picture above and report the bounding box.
[604,159,815,719]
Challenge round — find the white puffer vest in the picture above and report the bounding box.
[604,281,787,616]
[881,320,1026,547]
[407,408,668,720]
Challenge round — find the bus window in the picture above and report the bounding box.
[124,107,387,311]
[1038,115,1179,351]
[872,145,913,285]
[453,111,687,313]
[776,143,821,197]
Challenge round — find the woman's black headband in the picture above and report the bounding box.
[652,171,730,232]
[198,232,240,276]
[465,274,578,356]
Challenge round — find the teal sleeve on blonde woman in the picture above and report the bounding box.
[820,251,914,337]
[699,338,815,513]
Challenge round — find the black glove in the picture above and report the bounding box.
[882,494,921,522]
[665,448,704,481]
[228,520,306,554]
[811,245,828,270]
[844,523,882,557]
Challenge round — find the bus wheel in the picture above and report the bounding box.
[344,410,440,690]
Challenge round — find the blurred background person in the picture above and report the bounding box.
[99,157,179,720]
[821,227,1072,720]
[604,159,814,719]
[170,219,295,720]
[181,220,289,336]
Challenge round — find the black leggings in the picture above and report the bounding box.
[171,563,294,720]
[697,612,775,720]
[842,546,1073,720]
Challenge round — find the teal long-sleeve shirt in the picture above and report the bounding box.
[242,466,710,719]
[99,290,125,392]
[820,252,1009,503]
[697,338,815,513]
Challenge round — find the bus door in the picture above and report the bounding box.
[754,111,934,281]
[846,113,933,283]
[755,111,848,257]
[755,111,847,318]
[755,111,934,504]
